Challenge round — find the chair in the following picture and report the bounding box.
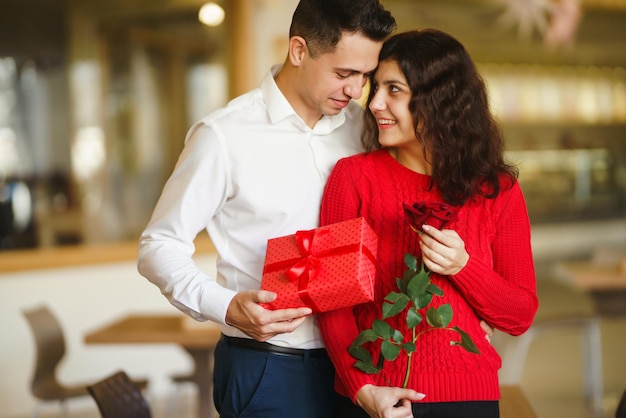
[617,389,626,418]
[22,305,92,417]
[22,305,148,418]
[87,370,151,418]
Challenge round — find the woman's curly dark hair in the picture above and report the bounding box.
[362,29,518,205]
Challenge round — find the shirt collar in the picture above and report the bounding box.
[261,64,350,133]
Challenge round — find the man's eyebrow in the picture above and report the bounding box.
[335,68,369,75]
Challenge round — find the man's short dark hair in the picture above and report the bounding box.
[289,0,396,57]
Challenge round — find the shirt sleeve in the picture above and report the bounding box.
[450,182,539,336]
[318,159,377,402]
[137,122,237,325]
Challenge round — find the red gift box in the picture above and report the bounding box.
[260,217,378,313]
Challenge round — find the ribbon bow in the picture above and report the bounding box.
[285,229,324,284]
[263,224,376,313]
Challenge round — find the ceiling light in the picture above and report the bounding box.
[198,2,225,27]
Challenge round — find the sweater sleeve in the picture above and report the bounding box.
[450,182,538,336]
[318,159,377,402]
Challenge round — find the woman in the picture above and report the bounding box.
[319,29,539,418]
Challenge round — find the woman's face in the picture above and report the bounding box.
[368,59,418,149]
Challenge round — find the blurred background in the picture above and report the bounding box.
[0,0,625,417]
[0,0,624,249]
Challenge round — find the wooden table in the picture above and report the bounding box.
[84,314,221,418]
[557,260,626,316]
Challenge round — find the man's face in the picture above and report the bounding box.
[297,32,383,126]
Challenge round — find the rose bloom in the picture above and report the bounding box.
[402,201,459,231]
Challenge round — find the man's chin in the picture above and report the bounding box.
[325,104,346,116]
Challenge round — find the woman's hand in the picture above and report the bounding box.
[355,384,425,418]
[418,224,469,276]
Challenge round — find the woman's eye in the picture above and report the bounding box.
[390,85,400,93]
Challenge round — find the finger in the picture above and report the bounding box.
[422,225,460,247]
[421,224,442,238]
[480,320,495,342]
[267,306,313,322]
[421,255,438,273]
[253,314,309,341]
[420,241,447,267]
[265,315,308,337]
[419,232,449,257]
[393,388,425,402]
[255,289,278,303]
[393,399,414,417]
[254,291,313,318]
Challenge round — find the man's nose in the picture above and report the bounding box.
[345,75,365,100]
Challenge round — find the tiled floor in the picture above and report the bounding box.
[14,276,626,418]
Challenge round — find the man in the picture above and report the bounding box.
[137,1,400,417]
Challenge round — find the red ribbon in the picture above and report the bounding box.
[263,228,375,313]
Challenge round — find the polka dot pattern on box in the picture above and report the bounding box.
[260,217,378,313]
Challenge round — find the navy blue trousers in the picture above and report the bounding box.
[213,337,336,418]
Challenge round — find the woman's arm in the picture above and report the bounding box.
[450,182,538,335]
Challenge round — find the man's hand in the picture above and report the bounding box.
[225,289,312,341]
[355,384,425,418]
[480,320,495,343]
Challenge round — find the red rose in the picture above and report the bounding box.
[403,202,459,231]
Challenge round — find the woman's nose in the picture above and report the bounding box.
[369,92,386,111]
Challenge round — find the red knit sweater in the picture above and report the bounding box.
[318,150,538,404]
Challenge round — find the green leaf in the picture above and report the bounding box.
[404,253,418,271]
[352,329,378,346]
[407,271,430,299]
[391,329,405,344]
[398,271,413,293]
[402,342,416,353]
[414,293,433,309]
[398,269,414,293]
[437,304,453,327]
[452,326,481,354]
[354,360,380,374]
[426,306,443,327]
[349,344,373,362]
[381,340,401,361]
[426,283,444,296]
[372,319,392,338]
[382,294,410,319]
[375,352,385,370]
[406,308,423,329]
[396,277,404,293]
[385,292,407,303]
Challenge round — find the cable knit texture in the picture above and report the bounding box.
[318,149,538,403]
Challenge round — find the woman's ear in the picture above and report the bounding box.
[287,36,307,67]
